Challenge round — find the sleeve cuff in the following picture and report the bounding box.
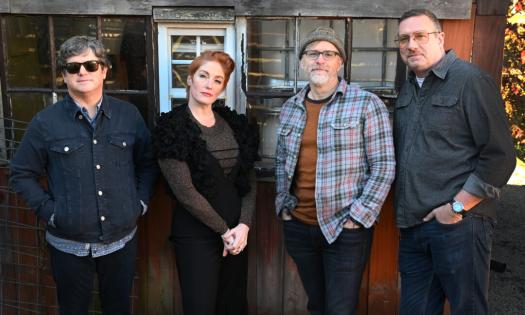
[463,173,501,199]
[37,199,55,222]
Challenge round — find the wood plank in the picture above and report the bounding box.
[472,15,507,84]
[138,181,179,314]
[366,192,399,315]
[153,7,235,22]
[476,0,509,16]
[255,181,284,315]
[247,199,258,315]
[5,0,472,18]
[442,4,476,62]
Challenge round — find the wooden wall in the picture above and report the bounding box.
[0,0,472,18]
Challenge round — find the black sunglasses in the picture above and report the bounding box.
[64,60,104,74]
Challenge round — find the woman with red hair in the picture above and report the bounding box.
[153,51,259,315]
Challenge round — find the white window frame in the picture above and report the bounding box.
[158,23,236,113]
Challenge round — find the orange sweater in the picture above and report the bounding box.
[291,97,326,225]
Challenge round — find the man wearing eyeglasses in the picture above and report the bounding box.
[9,36,158,315]
[275,26,395,314]
[394,9,516,315]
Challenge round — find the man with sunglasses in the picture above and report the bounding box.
[275,27,395,314]
[10,36,158,315]
[394,9,516,315]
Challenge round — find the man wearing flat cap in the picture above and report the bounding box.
[275,26,395,314]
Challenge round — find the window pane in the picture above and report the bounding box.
[247,97,287,160]
[103,17,147,90]
[201,36,224,51]
[352,19,385,48]
[5,16,51,88]
[172,64,189,88]
[54,17,97,88]
[172,36,197,60]
[386,19,399,48]
[385,52,397,86]
[247,19,295,92]
[10,93,52,147]
[248,50,294,91]
[351,52,382,85]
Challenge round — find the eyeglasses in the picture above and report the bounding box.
[303,50,340,60]
[394,31,441,48]
[64,60,104,74]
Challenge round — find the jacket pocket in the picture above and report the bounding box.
[109,135,135,167]
[330,117,360,151]
[427,95,458,129]
[49,140,85,173]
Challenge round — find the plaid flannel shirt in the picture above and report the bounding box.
[275,80,395,243]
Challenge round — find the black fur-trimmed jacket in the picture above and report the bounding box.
[153,104,259,199]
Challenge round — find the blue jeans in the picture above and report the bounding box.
[283,219,373,315]
[399,215,495,315]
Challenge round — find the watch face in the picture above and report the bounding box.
[452,201,464,213]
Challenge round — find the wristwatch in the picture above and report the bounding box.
[449,199,467,217]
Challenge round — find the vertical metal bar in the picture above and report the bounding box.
[0,16,13,161]
[382,19,388,87]
[146,17,157,127]
[294,18,299,93]
[97,16,102,41]
[49,16,57,101]
[345,18,352,82]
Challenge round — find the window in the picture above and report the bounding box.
[246,17,399,96]
[157,24,236,112]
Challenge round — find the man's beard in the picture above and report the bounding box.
[309,71,330,86]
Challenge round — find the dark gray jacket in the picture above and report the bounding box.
[394,50,516,228]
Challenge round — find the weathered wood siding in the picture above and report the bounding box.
[1,0,472,18]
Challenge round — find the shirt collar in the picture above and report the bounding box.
[408,49,457,82]
[65,93,112,120]
[294,78,347,108]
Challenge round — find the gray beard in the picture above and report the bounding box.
[309,73,330,86]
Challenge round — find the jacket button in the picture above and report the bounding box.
[98,190,103,196]
[100,216,106,221]
[287,175,292,180]
[122,142,126,147]
[64,146,69,152]
[78,115,83,120]
[93,139,97,144]
[96,164,101,170]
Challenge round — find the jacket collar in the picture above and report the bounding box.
[64,93,112,120]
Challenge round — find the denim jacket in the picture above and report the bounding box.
[10,94,159,243]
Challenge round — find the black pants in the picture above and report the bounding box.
[283,219,373,315]
[174,235,248,315]
[48,234,137,315]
